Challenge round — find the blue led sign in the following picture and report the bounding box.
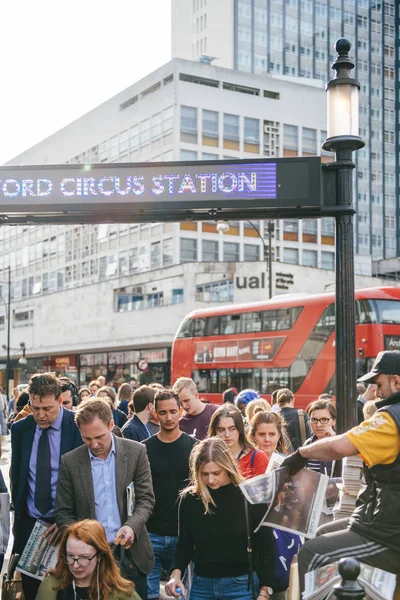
[0,162,277,203]
[0,157,322,223]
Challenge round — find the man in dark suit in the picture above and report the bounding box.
[11,372,83,600]
[55,397,155,600]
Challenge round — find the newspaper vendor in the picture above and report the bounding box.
[281,350,400,593]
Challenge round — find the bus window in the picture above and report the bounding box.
[220,314,241,335]
[206,316,221,336]
[241,312,263,333]
[294,303,336,390]
[376,299,400,324]
[193,318,207,337]
[356,299,377,324]
[176,317,194,338]
[262,306,303,331]
[192,367,291,394]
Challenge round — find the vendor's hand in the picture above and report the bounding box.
[114,525,134,550]
[165,572,185,597]
[43,523,60,545]
[364,383,378,401]
[281,448,308,475]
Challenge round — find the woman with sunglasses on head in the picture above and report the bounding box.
[37,520,140,600]
[165,437,275,600]
[304,399,342,478]
[208,404,268,478]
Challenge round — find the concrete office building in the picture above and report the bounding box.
[172,0,399,262]
[0,57,380,388]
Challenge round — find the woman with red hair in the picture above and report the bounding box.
[37,520,140,600]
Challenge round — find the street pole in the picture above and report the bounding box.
[267,221,274,299]
[322,39,364,433]
[6,266,11,403]
[244,220,273,299]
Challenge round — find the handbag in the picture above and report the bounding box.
[111,544,139,581]
[2,554,25,600]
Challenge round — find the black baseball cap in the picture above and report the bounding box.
[358,350,400,383]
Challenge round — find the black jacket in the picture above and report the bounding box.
[350,390,400,551]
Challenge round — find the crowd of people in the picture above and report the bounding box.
[2,350,400,600]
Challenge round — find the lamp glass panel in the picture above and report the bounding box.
[327,84,359,138]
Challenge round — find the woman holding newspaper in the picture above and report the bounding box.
[165,437,276,600]
[37,520,140,600]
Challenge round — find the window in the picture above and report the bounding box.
[302,250,317,267]
[244,118,260,145]
[244,244,260,261]
[118,251,129,276]
[180,150,198,160]
[181,106,198,136]
[321,251,334,270]
[223,114,240,141]
[283,248,299,265]
[223,242,239,262]
[151,242,161,269]
[202,240,219,261]
[203,110,219,138]
[163,238,173,267]
[302,128,317,154]
[303,219,317,235]
[284,125,298,151]
[180,238,198,262]
[13,309,34,326]
[196,280,234,303]
[172,289,184,304]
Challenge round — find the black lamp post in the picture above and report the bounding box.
[322,39,365,433]
[216,220,274,298]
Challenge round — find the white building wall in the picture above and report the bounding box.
[0,260,396,361]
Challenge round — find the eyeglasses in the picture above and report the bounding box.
[63,554,98,567]
[310,417,332,425]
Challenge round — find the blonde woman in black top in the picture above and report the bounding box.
[165,437,275,600]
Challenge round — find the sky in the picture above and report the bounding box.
[0,0,171,164]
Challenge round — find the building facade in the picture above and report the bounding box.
[0,259,394,389]
[172,0,399,261]
[0,57,381,389]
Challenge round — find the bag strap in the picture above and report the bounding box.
[244,498,257,600]
[298,410,306,445]
[250,450,257,469]
[110,543,125,560]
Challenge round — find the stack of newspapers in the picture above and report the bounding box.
[334,455,364,520]
[304,561,396,600]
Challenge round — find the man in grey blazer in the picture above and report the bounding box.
[55,397,155,600]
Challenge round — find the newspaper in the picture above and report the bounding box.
[17,520,59,580]
[240,465,329,538]
[304,560,397,600]
[0,492,10,554]
[127,482,135,517]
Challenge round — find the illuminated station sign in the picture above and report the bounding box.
[0,157,321,223]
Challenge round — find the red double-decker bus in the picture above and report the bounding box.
[171,287,400,408]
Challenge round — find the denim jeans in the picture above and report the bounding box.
[147,533,178,599]
[189,573,256,600]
